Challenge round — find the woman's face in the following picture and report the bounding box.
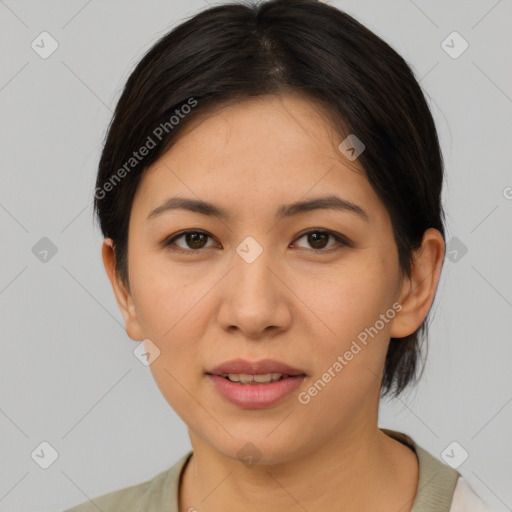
[112,93,412,463]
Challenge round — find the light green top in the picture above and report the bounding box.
[63,428,460,512]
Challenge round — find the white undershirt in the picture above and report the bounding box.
[450,477,493,511]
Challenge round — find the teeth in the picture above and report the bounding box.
[221,373,286,384]
[239,373,253,384]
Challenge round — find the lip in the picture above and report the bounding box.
[206,358,307,409]
[207,374,306,408]
[207,358,306,376]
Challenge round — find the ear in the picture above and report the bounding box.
[389,228,445,338]
[101,238,144,341]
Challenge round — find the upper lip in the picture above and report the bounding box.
[207,358,306,376]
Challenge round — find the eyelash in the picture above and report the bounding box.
[162,229,349,255]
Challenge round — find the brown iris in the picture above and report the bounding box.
[185,232,209,249]
[307,232,329,249]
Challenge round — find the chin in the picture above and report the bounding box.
[206,431,309,467]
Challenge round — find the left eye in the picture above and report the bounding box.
[163,229,347,253]
[293,230,346,251]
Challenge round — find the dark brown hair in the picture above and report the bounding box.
[93,0,446,399]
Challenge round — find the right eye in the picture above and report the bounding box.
[163,230,218,253]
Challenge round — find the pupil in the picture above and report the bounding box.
[187,233,206,249]
[309,232,327,249]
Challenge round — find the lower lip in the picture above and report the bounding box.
[207,374,306,409]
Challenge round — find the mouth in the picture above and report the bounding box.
[215,372,302,384]
[206,359,307,408]
[206,358,307,380]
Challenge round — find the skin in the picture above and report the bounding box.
[102,92,445,512]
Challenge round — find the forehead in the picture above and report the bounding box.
[132,94,385,224]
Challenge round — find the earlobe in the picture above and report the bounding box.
[389,228,445,339]
[101,238,144,341]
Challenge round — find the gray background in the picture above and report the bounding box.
[0,1,511,511]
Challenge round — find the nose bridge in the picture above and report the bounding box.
[217,236,290,336]
[235,242,273,294]
[233,236,277,307]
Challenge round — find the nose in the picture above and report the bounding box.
[216,244,292,340]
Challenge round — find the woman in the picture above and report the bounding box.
[65,0,492,510]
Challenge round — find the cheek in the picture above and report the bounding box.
[129,257,210,374]
[130,251,199,339]
[296,254,393,334]
[293,256,396,385]
[134,276,206,419]
[296,274,393,419]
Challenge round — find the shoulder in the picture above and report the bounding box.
[62,477,154,512]
[380,428,497,512]
[450,476,495,512]
[61,452,192,512]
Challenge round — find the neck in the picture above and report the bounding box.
[178,423,418,512]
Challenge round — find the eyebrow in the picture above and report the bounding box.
[146,195,369,222]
